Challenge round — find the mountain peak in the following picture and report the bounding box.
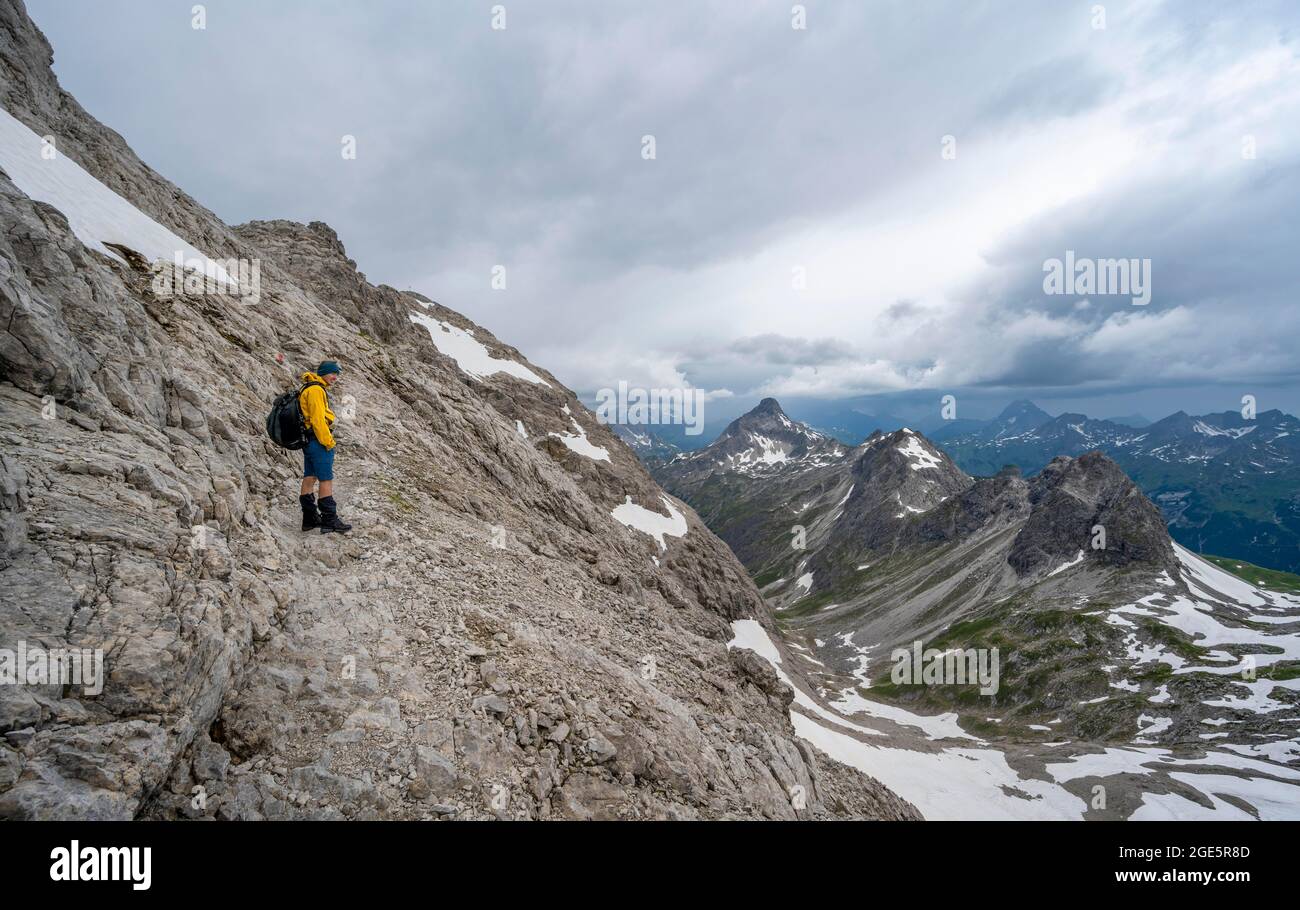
[749,397,786,416]
[726,397,814,439]
[661,397,847,478]
[996,399,1053,425]
[1010,450,1175,576]
[854,427,965,477]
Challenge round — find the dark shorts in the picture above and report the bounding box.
[303,438,335,482]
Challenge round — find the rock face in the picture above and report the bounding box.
[0,0,917,820]
[1008,452,1176,578]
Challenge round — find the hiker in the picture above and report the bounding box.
[298,360,352,533]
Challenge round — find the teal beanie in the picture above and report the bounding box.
[317,361,341,376]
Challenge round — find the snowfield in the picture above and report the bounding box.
[729,620,1083,819]
[408,308,549,385]
[0,105,233,286]
[728,539,1300,823]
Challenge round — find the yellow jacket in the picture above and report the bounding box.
[299,371,336,449]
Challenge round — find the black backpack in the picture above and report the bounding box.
[266,381,324,450]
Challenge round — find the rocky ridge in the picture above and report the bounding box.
[0,0,916,821]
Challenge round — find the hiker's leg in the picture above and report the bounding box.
[298,486,321,530]
[306,441,333,499]
[314,444,349,533]
[299,449,321,530]
[303,443,319,494]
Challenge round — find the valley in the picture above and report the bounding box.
[655,399,1300,818]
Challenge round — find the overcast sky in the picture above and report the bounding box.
[27,0,1300,424]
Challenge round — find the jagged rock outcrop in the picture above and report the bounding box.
[233,220,413,345]
[0,0,917,820]
[1008,452,1176,577]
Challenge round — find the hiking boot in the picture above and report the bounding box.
[299,493,320,531]
[318,495,352,534]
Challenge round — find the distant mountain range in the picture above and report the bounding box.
[1107,414,1153,429]
[611,425,683,460]
[618,396,1300,574]
[650,399,1300,793]
[938,401,1300,574]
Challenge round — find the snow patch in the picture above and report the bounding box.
[896,434,943,470]
[611,495,688,551]
[1047,550,1086,577]
[1135,714,1172,742]
[549,417,610,462]
[408,311,549,385]
[1192,420,1256,439]
[748,433,790,465]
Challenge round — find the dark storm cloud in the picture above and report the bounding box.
[24,0,1300,414]
[726,334,857,366]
